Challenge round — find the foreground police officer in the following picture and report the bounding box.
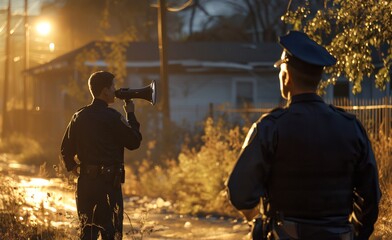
[61,71,142,239]
[227,31,381,240]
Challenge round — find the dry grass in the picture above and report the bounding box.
[371,131,392,239]
[126,117,246,217]
[0,176,72,239]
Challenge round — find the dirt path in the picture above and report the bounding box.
[122,197,249,240]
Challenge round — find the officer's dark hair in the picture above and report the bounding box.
[287,64,322,91]
[88,71,115,97]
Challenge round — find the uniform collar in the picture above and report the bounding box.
[289,93,324,105]
[91,98,108,108]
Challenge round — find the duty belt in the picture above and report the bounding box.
[273,219,354,240]
[80,164,124,178]
[80,164,116,175]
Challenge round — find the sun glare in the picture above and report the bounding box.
[36,22,51,36]
[14,177,78,228]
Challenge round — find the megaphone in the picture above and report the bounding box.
[115,80,156,105]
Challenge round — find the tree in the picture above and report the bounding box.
[43,0,184,50]
[283,0,392,94]
[186,14,251,41]
[183,0,288,43]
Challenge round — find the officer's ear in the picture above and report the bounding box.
[282,68,291,86]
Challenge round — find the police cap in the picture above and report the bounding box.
[274,31,336,73]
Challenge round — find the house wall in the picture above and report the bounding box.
[24,68,281,142]
[25,70,75,142]
[326,76,391,101]
[127,71,280,126]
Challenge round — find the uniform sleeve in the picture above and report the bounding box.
[352,120,381,239]
[113,112,142,150]
[60,116,78,172]
[227,119,276,210]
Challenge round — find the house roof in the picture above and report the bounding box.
[27,41,282,75]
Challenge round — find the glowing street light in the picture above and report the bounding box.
[36,21,51,36]
[49,42,55,52]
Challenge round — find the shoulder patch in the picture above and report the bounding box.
[329,104,356,120]
[242,123,257,149]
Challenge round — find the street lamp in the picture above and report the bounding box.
[35,21,51,36]
[49,42,55,52]
[24,20,52,112]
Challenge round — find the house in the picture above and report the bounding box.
[22,41,283,140]
[18,41,391,143]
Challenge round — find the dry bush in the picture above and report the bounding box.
[371,130,392,239]
[0,134,44,165]
[130,117,246,217]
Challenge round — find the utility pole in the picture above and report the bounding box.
[2,0,11,138]
[157,0,170,126]
[24,0,29,113]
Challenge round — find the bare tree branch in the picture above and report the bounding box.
[167,0,194,12]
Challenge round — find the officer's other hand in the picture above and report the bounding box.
[123,99,135,113]
[71,165,80,177]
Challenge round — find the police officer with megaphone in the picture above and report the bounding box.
[61,71,145,239]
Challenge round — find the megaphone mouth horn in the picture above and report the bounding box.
[150,80,156,105]
[115,80,157,105]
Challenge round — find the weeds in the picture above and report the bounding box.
[0,134,44,165]
[128,117,246,217]
[124,210,154,240]
[0,175,73,239]
[371,131,392,239]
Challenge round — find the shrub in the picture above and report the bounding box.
[131,117,246,217]
[371,131,392,239]
[0,134,45,165]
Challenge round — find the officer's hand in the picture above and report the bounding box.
[71,165,80,177]
[123,100,135,113]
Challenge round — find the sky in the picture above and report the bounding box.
[179,1,241,32]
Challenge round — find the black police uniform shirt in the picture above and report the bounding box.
[227,93,381,240]
[61,98,142,171]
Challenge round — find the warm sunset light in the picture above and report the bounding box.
[0,0,390,239]
[36,22,51,36]
[49,42,55,52]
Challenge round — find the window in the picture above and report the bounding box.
[236,81,254,107]
[333,81,349,99]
